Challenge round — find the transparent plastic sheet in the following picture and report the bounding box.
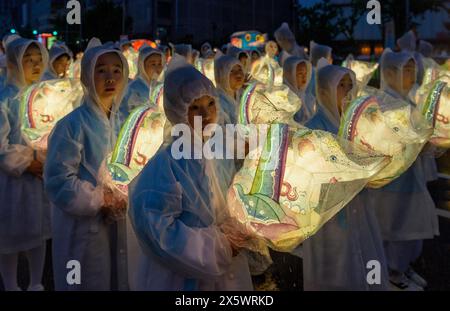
[19,77,83,152]
[106,106,166,196]
[195,57,216,86]
[226,123,390,253]
[123,48,139,79]
[249,55,284,88]
[346,90,432,188]
[413,80,450,148]
[342,55,379,95]
[238,81,302,126]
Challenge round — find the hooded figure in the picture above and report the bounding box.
[201,42,214,59]
[306,41,333,97]
[418,40,433,58]
[41,44,72,81]
[214,54,244,125]
[0,38,51,291]
[274,22,306,58]
[227,45,251,75]
[397,31,425,86]
[366,49,439,290]
[301,59,389,291]
[128,56,252,291]
[44,42,130,290]
[283,56,316,124]
[171,43,193,64]
[119,46,164,123]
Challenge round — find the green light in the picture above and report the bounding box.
[32,30,38,35]
[10,29,16,34]
[52,31,58,36]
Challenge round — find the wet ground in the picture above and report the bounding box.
[1,214,449,291]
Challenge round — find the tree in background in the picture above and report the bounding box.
[296,0,447,46]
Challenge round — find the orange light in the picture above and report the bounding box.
[374,45,384,56]
[360,45,371,56]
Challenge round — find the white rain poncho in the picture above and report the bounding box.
[342,54,379,95]
[172,43,193,63]
[283,56,317,124]
[309,41,332,67]
[44,42,130,290]
[128,56,252,290]
[315,59,357,127]
[41,44,72,81]
[300,63,389,291]
[119,46,164,123]
[214,54,243,125]
[201,42,213,58]
[366,49,438,242]
[418,40,433,58]
[397,30,416,52]
[274,22,306,58]
[0,38,51,254]
[19,78,83,152]
[227,45,251,74]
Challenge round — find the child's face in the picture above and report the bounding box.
[239,54,248,69]
[144,53,163,80]
[22,44,44,85]
[53,55,70,78]
[402,59,416,94]
[266,42,278,58]
[229,64,244,92]
[336,74,353,114]
[188,95,217,130]
[94,52,124,104]
[296,62,308,90]
[251,52,260,62]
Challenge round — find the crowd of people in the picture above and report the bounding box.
[0,21,448,291]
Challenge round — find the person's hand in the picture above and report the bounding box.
[101,188,127,224]
[26,160,43,178]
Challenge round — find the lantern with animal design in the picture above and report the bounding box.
[20,78,83,151]
[227,123,389,252]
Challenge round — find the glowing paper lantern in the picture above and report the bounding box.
[422,57,450,86]
[20,78,83,150]
[227,123,389,252]
[107,106,166,196]
[250,56,283,88]
[195,58,216,86]
[414,80,450,148]
[123,48,139,79]
[339,95,431,188]
[67,59,81,80]
[148,82,164,111]
[342,55,379,94]
[239,82,301,126]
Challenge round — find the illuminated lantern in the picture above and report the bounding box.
[414,80,450,148]
[227,123,389,252]
[339,95,431,188]
[239,82,301,126]
[230,30,267,51]
[107,106,166,196]
[250,56,283,88]
[421,57,450,86]
[67,59,81,80]
[148,82,164,111]
[20,78,83,150]
[194,58,216,86]
[123,48,139,79]
[342,55,379,94]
